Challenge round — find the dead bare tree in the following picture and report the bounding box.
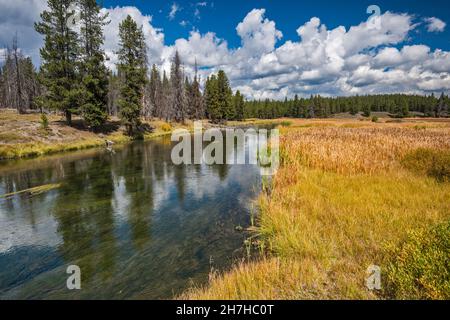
[0,35,41,113]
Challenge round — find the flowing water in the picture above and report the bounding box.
[0,134,263,299]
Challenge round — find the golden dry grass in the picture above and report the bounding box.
[0,110,196,160]
[182,118,450,300]
[280,125,450,175]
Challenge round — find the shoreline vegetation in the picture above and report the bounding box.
[0,110,276,161]
[1,109,447,161]
[0,109,183,161]
[1,111,449,299]
[181,117,450,300]
[1,0,449,301]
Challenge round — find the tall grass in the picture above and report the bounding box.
[279,126,450,175]
[182,120,450,300]
[384,221,450,300]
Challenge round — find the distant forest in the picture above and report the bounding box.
[0,0,449,134]
[244,93,450,119]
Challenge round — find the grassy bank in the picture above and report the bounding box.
[0,110,197,160]
[0,110,282,160]
[182,118,450,299]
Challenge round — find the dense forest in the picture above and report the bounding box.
[244,93,450,119]
[0,0,448,134]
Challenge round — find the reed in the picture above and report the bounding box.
[182,119,450,300]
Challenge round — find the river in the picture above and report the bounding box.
[0,133,263,299]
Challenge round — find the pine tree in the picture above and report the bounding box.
[161,70,171,121]
[362,102,371,117]
[148,64,161,118]
[117,15,147,136]
[435,92,445,118]
[292,94,299,118]
[189,61,204,120]
[217,70,233,121]
[205,75,220,123]
[233,90,245,121]
[35,0,82,125]
[170,51,187,123]
[107,71,120,116]
[11,35,25,114]
[79,0,110,129]
[185,76,193,118]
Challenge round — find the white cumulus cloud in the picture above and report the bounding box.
[425,17,446,32]
[2,3,450,99]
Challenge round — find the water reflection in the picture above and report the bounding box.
[0,134,260,299]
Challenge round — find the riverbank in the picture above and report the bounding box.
[182,118,450,300]
[0,110,197,160]
[0,110,286,161]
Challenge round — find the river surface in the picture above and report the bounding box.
[0,134,263,299]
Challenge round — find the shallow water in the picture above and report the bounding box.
[0,134,262,299]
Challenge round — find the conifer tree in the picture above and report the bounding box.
[205,75,220,123]
[170,51,187,123]
[117,15,147,135]
[233,90,245,121]
[217,70,233,121]
[79,0,110,129]
[148,64,161,118]
[161,70,171,121]
[35,0,81,125]
[189,61,204,120]
[435,92,445,118]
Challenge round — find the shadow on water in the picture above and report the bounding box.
[0,133,262,299]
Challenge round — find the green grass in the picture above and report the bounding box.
[0,132,23,141]
[384,220,450,300]
[182,123,450,300]
[0,133,131,160]
[402,148,450,182]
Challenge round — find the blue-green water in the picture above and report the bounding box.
[0,135,261,299]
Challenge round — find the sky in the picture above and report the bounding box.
[1,0,450,99]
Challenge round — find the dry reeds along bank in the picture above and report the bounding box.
[182,119,450,300]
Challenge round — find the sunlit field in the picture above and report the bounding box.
[182,118,450,300]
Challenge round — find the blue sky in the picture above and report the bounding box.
[1,0,449,98]
[102,0,450,51]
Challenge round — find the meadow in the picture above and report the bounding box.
[0,110,192,160]
[182,118,450,300]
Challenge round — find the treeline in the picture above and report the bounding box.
[245,93,450,119]
[0,0,243,135]
[0,0,449,132]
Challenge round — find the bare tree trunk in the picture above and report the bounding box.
[12,34,25,114]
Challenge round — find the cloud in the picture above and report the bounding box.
[424,17,446,32]
[229,10,449,98]
[2,4,450,98]
[169,2,180,21]
[194,8,200,19]
[173,30,230,67]
[194,1,207,19]
[236,9,283,58]
[102,6,165,69]
[0,0,47,65]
